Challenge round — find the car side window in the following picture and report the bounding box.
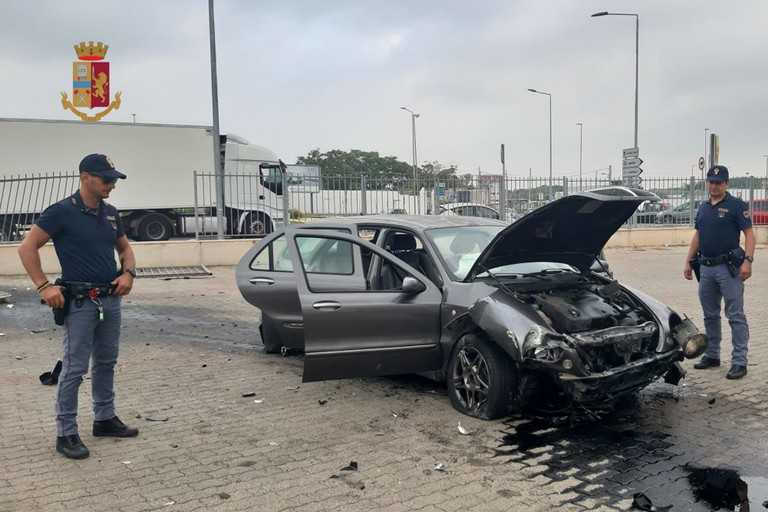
[297,237,355,275]
[249,234,293,271]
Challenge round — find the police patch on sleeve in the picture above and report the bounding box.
[743,211,751,219]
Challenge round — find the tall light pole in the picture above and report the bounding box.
[528,88,552,200]
[400,106,419,211]
[763,155,768,191]
[576,122,583,187]
[592,11,639,149]
[704,128,710,199]
[209,0,224,239]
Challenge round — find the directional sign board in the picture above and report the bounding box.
[622,148,643,187]
[623,147,639,159]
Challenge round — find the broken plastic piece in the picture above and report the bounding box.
[434,463,446,472]
[632,492,671,511]
[708,397,716,405]
[39,360,62,386]
[340,461,358,471]
[146,415,169,421]
[458,421,473,435]
[242,392,256,397]
[318,399,328,405]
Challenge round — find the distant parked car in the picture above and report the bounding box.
[633,200,670,224]
[747,199,768,224]
[439,202,500,220]
[389,208,408,214]
[656,200,703,224]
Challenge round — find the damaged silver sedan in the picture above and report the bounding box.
[236,187,707,420]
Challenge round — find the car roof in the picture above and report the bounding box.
[298,214,506,230]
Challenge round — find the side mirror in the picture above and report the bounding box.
[402,276,427,295]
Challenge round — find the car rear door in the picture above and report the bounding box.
[285,229,443,382]
[235,231,304,348]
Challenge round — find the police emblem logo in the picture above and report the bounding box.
[61,41,122,122]
[743,211,751,219]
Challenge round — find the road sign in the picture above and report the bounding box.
[698,156,705,171]
[623,168,642,177]
[623,147,639,159]
[623,157,643,168]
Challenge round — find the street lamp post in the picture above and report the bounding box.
[592,11,639,150]
[400,106,420,212]
[704,128,710,199]
[763,155,768,191]
[576,122,583,188]
[528,88,552,200]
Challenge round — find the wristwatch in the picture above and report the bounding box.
[745,255,754,263]
[125,268,137,278]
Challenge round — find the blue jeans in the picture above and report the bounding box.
[55,295,122,436]
[698,264,749,366]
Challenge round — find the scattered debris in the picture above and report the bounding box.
[30,328,48,334]
[218,493,230,500]
[146,415,169,422]
[708,397,716,405]
[163,501,175,507]
[434,463,446,472]
[6,304,13,309]
[458,421,474,435]
[632,492,671,511]
[253,399,263,404]
[318,399,328,406]
[268,442,278,446]
[14,355,24,360]
[340,461,358,472]
[286,385,300,390]
[120,460,132,465]
[241,392,256,397]
[201,364,207,368]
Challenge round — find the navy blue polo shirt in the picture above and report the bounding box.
[36,191,125,283]
[695,192,752,257]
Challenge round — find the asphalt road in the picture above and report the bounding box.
[1,245,767,511]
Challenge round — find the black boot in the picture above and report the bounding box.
[726,365,747,380]
[693,356,720,369]
[93,416,139,437]
[56,434,90,459]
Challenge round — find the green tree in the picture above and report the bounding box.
[296,149,413,191]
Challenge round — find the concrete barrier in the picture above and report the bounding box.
[1,226,764,276]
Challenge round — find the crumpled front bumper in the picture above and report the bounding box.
[555,350,684,404]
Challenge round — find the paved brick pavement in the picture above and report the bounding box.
[0,245,766,511]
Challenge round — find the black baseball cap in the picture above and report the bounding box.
[78,153,126,180]
[706,165,728,183]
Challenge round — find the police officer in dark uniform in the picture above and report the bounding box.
[683,165,755,380]
[18,154,139,459]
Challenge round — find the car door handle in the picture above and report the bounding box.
[312,301,342,311]
[249,277,275,285]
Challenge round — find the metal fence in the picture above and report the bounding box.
[2,172,767,244]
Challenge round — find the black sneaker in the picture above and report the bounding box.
[93,416,139,437]
[693,356,721,369]
[726,365,747,380]
[56,434,90,459]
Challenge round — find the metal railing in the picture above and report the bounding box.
[3,172,767,244]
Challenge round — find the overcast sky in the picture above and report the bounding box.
[2,1,767,182]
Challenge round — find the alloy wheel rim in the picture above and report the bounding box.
[452,346,490,411]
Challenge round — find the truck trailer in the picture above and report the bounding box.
[0,118,285,241]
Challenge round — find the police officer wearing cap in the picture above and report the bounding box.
[683,164,755,380]
[18,153,139,459]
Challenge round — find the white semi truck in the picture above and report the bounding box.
[0,118,286,241]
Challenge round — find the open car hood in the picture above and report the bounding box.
[466,187,660,280]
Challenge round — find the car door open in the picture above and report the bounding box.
[285,229,443,382]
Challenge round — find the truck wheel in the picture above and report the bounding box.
[137,214,173,241]
[243,213,272,236]
[0,222,17,242]
[260,314,282,354]
[447,334,516,420]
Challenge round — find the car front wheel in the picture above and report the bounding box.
[447,334,516,420]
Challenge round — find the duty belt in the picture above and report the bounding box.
[60,281,115,298]
[698,254,729,266]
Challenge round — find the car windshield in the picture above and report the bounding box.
[425,226,577,280]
